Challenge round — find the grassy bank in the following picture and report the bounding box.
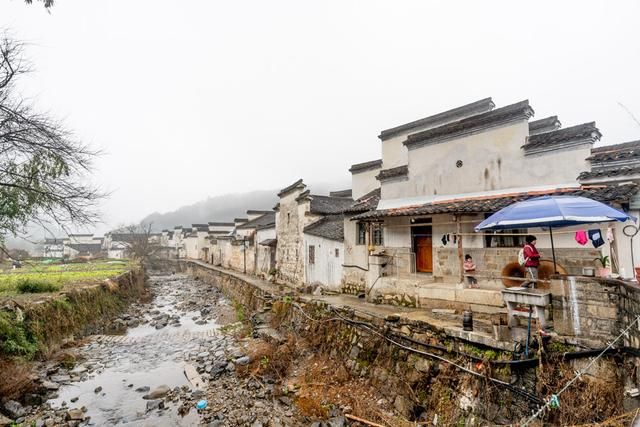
[0,265,146,398]
[0,260,131,296]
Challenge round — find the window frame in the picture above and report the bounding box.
[308,245,315,265]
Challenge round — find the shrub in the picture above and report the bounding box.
[0,311,38,358]
[16,278,61,294]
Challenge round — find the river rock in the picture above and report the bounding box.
[2,400,26,418]
[144,384,170,399]
[66,409,84,421]
[135,386,150,393]
[235,356,250,365]
[41,381,60,390]
[94,386,103,393]
[326,416,346,427]
[145,400,165,412]
[0,414,13,427]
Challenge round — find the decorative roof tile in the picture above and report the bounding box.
[349,159,383,174]
[236,212,276,230]
[587,140,640,163]
[379,98,495,141]
[303,215,345,242]
[524,122,601,152]
[403,100,533,149]
[578,166,640,181]
[345,188,381,213]
[277,179,305,197]
[308,195,354,215]
[352,184,638,220]
[528,116,561,135]
[376,165,408,181]
[329,189,353,198]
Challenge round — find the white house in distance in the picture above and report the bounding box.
[345,97,639,307]
[274,179,353,289]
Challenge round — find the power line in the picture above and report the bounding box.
[522,315,640,426]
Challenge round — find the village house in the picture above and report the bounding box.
[63,234,103,259]
[234,210,276,276]
[345,97,639,309]
[38,237,65,259]
[182,224,209,260]
[275,180,353,288]
[205,222,235,264]
[209,218,249,270]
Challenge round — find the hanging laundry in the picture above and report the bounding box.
[441,235,448,246]
[606,227,614,243]
[575,230,588,246]
[588,229,605,248]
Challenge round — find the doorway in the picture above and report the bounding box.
[412,225,433,273]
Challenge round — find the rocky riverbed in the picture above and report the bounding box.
[13,272,319,426]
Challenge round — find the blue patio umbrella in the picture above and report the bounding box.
[475,195,635,273]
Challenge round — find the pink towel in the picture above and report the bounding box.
[575,230,588,245]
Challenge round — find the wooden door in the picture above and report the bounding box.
[415,236,433,273]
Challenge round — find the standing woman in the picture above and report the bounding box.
[523,235,541,288]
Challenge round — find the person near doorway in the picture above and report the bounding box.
[463,254,478,288]
[523,235,541,288]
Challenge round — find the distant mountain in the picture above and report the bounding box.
[139,181,349,231]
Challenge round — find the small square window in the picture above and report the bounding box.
[335,248,339,257]
[308,245,315,264]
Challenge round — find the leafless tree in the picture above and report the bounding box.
[122,223,160,265]
[24,0,54,8]
[0,34,103,243]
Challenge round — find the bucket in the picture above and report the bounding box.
[462,310,473,331]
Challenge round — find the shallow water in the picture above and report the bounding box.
[46,274,225,426]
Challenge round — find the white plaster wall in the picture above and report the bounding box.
[304,234,344,290]
[352,168,381,200]
[398,121,590,198]
[384,216,412,248]
[381,134,408,169]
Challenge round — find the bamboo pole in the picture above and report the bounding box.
[344,414,386,427]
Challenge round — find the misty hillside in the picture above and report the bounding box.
[140,181,350,231]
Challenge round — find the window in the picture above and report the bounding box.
[484,229,526,248]
[287,213,291,224]
[308,245,315,264]
[372,223,384,246]
[357,222,366,245]
[335,248,339,258]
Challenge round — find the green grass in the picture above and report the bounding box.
[0,260,132,296]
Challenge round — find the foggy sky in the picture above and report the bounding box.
[1,0,640,234]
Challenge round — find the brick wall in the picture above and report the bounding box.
[436,247,600,282]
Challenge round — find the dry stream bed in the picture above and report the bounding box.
[17,272,319,427]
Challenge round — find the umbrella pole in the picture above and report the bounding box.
[549,228,558,274]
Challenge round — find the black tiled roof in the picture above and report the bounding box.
[329,189,352,198]
[259,239,277,247]
[208,222,234,226]
[247,210,272,215]
[529,116,561,135]
[345,188,381,213]
[108,233,147,242]
[236,212,276,230]
[303,215,345,242]
[352,184,638,220]
[578,166,640,181]
[588,140,640,163]
[308,195,354,215]
[67,243,102,255]
[376,165,408,181]
[525,122,600,150]
[277,179,305,197]
[349,159,383,174]
[379,98,495,141]
[404,100,534,149]
[234,218,249,223]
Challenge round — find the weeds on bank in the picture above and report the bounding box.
[16,278,61,293]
